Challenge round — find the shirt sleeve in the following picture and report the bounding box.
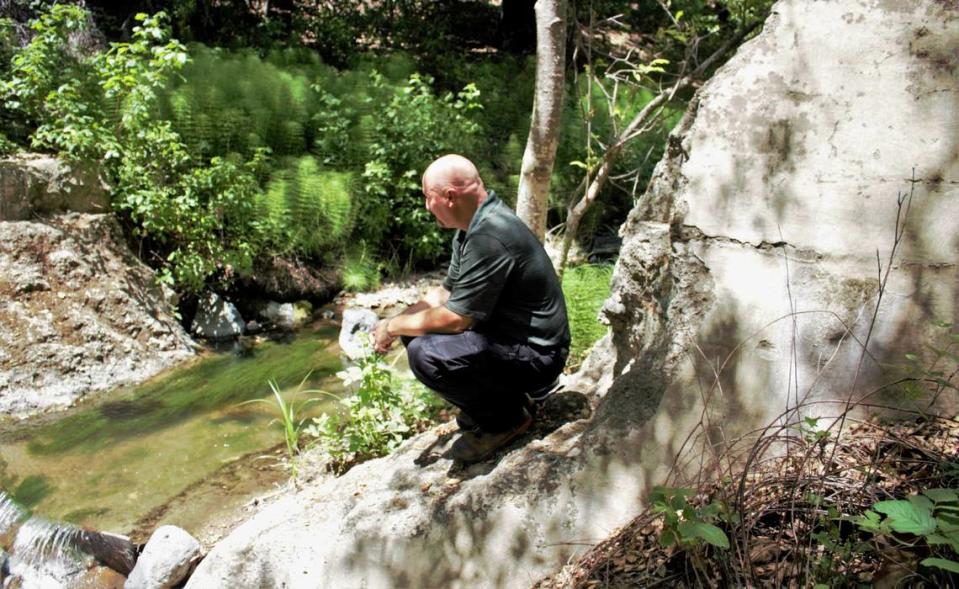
[442,231,462,291]
[444,234,513,321]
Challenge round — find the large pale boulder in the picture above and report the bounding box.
[187,1,959,587]
[0,214,195,417]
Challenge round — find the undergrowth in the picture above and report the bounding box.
[305,351,442,474]
[537,417,959,588]
[562,263,613,368]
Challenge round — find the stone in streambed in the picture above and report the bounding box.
[259,301,294,330]
[73,565,126,589]
[126,525,201,589]
[338,307,379,360]
[191,293,245,341]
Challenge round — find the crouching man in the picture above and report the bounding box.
[372,154,570,464]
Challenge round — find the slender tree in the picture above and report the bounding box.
[556,16,763,274]
[515,0,568,242]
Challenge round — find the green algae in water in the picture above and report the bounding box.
[0,328,350,533]
[27,330,342,455]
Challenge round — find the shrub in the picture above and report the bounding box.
[306,351,440,472]
[340,245,381,292]
[357,71,483,268]
[1,7,270,293]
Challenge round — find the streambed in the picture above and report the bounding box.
[0,323,348,541]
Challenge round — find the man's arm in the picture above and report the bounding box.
[372,286,474,353]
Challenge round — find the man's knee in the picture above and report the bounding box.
[404,332,488,391]
[404,336,432,384]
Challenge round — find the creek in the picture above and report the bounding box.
[0,323,349,543]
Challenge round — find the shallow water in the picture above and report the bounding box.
[0,325,347,536]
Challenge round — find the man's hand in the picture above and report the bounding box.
[372,318,395,355]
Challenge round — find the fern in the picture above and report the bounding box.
[255,171,292,253]
[341,246,380,292]
[253,156,355,259]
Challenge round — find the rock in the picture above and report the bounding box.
[75,530,137,576]
[0,214,195,418]
[72,565,126,589]
[191,293,245,341]
[338,308,379,360]
[244,320,263,335]
[0,154,110,221]
[260,301,295,330]
[186,2,959,587]
[126,525,201,589]
[239,256,339,302]
[320,309,336,320]
[292,300,313,326]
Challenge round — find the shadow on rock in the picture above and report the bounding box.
[426,390,592,479]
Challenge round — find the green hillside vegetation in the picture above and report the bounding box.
[0,3,686,294]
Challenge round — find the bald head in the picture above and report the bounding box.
[422,154,485,197]
[421,154,488,231]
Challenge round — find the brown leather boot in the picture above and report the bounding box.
[451,409,533,464]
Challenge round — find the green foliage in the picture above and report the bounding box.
[1,6,269,293]
[160,46,332,160]
[854,488,959,576]
[341,246,381,293]
[306,351,439,472]
[359,72,483,267]
[0,17,19,154]
[161,48,481,271]
[240,377,336,479]
[651,486,732,552]
[253,156,354,259]
[562,264,613,367]
[2,5,102,157]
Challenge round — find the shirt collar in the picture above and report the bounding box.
[465,190,498,237]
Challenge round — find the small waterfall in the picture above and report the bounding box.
[11,518,84,569]
[0,492,27,537]
[0,491,97,586]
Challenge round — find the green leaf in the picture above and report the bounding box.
[689,522,730,548]
[874,499,936,535]
[659,529,676,548]
[923,488,959,504]
[921,558,959,574]
[909,494,935,513]
[855,509,883,532]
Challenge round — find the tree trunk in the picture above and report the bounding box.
[515,0,568,242]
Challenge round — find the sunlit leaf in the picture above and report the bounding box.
[874,499,936,535]
[921,558,959,574]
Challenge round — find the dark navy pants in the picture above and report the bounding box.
[403,331,568,432]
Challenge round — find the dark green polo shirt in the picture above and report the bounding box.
[442,192,570,348]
